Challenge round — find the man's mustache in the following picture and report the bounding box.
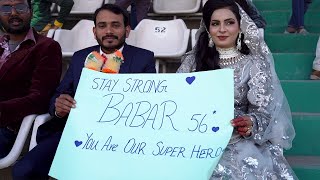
[102,35,118,40]
[9,16,23,24]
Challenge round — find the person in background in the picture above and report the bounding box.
[177,0,297,179]
[115,0,151,29]
[235,0,266,29]
[12,3,155,179]
[0,0,62,159]
[31,0,74,35]
[310,36,320,79]
[235,0,266,38]
[285,0,312,34]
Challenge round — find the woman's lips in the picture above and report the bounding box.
[218,36,228,40]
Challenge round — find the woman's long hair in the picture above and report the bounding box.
[196,0,250,71]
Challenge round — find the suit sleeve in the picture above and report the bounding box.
[144,51,156,73]
[48,53,77,116]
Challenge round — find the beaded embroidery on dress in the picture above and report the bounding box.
[176,4,297,180]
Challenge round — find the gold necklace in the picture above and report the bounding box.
[219,54,245,67]
[216,47,244,67]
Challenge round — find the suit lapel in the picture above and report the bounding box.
[0,46,32,80]
[93,46,100,53]
[120,43,132,73]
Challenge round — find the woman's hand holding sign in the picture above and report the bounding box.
[231,116,253,137]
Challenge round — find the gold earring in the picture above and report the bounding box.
[237,32,242,51]
[208,35,214,48]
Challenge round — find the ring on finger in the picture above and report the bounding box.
[245,126,252,133]
[246,130,251,136]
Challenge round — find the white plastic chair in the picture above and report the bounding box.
[29,114,53,151]
[126,19,190,72]
[104,0,116,4]
[58,0,104,14]
[191,29,198,47]
[0,114,37,169]
[46,29,56,38]
[153,0,201,14]
[53,19,98,57]
[202,0,208,7]
[50,3,57,12]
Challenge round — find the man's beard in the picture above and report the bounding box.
[2,17,30,34]
[96,34,126,52]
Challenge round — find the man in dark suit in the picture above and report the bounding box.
[0,0,62,158]
[12,3,155,179]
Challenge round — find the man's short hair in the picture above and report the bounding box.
[27,0,31,8]
[93,4,130,27]
[0,0,31,8]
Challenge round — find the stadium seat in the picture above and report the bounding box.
[202,0,208,7]
[58,0,104,14]
[53,19,98,57]
[46,29,55,38]
[0,114,37,169]
[29,114,53,151]
[104,0,116,4]
[126,19,190,72]
[50,3,57,12]
[191,29,198,47]
[153,0,201,14]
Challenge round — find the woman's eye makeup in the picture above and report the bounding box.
[211,21,220,26]
[226,20,236,25]
[211,19,236,26]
